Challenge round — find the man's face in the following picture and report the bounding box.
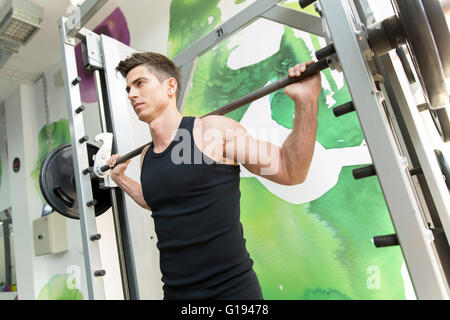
[125,65,169,122]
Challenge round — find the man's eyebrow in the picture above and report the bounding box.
[125,77,147,93]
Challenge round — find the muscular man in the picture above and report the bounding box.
[108,52,321,300]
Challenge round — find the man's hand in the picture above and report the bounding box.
[284,61,322,105]
[106,154,151,210]
[107,154,131,183]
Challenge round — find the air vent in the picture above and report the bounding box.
[0,0,43,46]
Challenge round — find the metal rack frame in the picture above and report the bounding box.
[319,0,449,299]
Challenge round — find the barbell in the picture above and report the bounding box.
[40,0,449,219]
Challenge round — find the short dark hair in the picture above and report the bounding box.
[116,52,182,101]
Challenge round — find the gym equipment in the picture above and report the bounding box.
[373,234,399,248]
[435,149,450,191]
[302,0,450,142]
[333,101,355,117]
[420,0,450,78]
[57,0,450,300]
[39,143,111,219]
[363,0,448,110]
[319,0,450,300]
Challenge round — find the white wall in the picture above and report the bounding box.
[0,102,9,211]
[119,0,170,53]
[5,85,39,299]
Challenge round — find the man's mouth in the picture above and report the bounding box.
[133,102,144,109]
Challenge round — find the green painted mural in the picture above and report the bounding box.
[31,119,71,203]
[168,0,410,299]
[37,275,83,300]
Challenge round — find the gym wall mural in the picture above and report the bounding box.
[31,119,71,204]
[169,0,410,299]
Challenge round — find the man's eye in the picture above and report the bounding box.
[138,81,144,86]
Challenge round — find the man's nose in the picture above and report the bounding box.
[128,87,138,100]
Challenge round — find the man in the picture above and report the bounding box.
[107,52,321,300]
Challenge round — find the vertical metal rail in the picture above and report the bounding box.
[93,70,131,300]
[377,53,450,281]
[58,17,105,300]
[2,216,12,286]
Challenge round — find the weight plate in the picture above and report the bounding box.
[393,0,448,110]
[430,107,450,143]
[420,0,450,78]
[39,143,111,219]
[435,149,450,191]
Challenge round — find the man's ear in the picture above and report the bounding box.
[166,78,178,97]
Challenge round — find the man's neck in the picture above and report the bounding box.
[149,105,183,152]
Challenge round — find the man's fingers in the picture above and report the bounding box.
[289,61,317,78]
[108,154,121,168]
[289,63,308,77]
[300,63,306,72]
[289,67,294,77]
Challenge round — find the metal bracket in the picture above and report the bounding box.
[326,53,342,72]
[77,28,103,70]
[94,132,116,187]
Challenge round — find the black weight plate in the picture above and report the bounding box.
[39,143,111,219]
[435,149,450,191]
[393,0,448,109]
[430,107,450,143]
[421,0,450,78]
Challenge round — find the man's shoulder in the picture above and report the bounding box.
[140,144,151,169]
[200,115,241,133]
[141,144,151,156]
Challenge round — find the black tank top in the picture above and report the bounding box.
[140,116,261,300]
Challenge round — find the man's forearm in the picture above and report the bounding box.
[114,175,151,210]
[280,100,318,183]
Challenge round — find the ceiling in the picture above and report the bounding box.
[0,0,121,102]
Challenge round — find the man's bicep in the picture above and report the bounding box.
[223,122,291,183]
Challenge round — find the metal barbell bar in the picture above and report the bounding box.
[99,56,333,174]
